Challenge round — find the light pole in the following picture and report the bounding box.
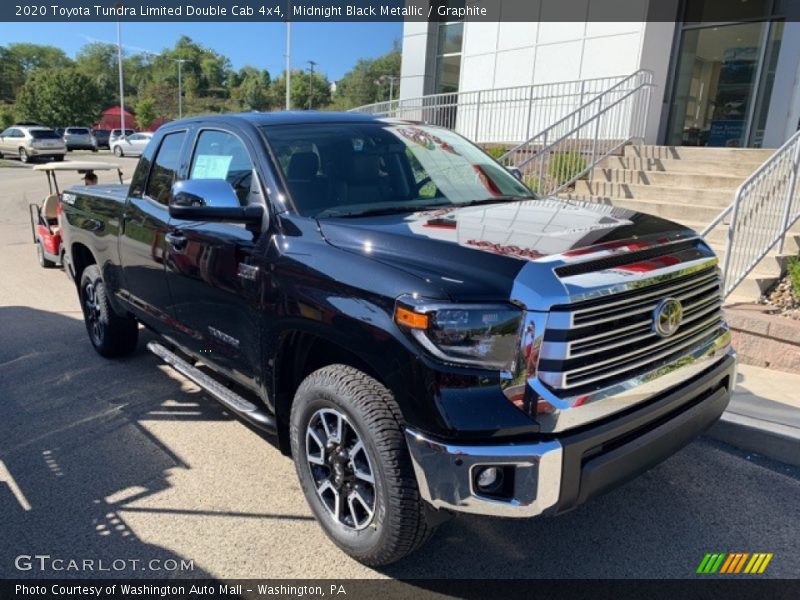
[285,20,292,110]
[116,18,125,135]
[375,75,400,102]
[172,58,190,118]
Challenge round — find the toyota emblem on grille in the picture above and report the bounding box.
[653,298,683,337]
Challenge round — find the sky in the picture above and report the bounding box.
[0,21,402,80]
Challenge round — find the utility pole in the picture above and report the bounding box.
[116,18,125,135]
[173,58,190,118]
[306,60,317,110]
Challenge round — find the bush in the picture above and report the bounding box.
[789,256,800,296]
[523,176,540,194]
[549,150,587,187]
[484,146,508,161]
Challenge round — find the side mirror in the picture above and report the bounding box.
[506,166,523,181]
[169,179,263,225]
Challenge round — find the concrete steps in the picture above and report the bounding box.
[601,156,764,177]
[564,144,794,303]
[624,144,775,162]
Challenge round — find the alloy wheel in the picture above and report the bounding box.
[83,282,104,345]
[305,407,377,531]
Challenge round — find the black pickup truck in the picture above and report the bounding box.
[60,112,735,565]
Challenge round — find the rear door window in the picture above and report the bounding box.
[145,131,187,205]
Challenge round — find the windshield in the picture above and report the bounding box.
[67,128,90,135]
[261,122,534,218]
[30,130,61,140]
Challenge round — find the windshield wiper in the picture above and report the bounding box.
[318,203,451,219]
[452,195,537,208]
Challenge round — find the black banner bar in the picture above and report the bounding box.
[2,0,799,23]
[4,579,800,600]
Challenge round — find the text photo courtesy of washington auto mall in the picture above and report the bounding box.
[1,0,800,598]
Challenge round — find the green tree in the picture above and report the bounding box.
[135,98,157,130]
[332,46,400,109]
[6,43,72,75]
[0,105,15,129]
[138,80,179,120]
[231,66,271,111]
[75,42,119,107]
[16,68,103,127]
[270,70,332,110]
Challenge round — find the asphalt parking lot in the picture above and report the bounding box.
[1,153,799,580]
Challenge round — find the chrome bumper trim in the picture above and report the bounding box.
[404,429,563,518]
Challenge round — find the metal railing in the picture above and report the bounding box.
[702,129,800,299]
[499,70,654,197]
[350,74,636,144]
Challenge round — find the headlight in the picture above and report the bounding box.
[394,296,523,371]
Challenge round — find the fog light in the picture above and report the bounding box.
[475,466,504,493]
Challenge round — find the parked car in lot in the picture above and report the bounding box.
[28,161,123,268]
[92,129,111,149]
[110,132,152,157]
[63,127,97,151]
[0,125,66,163]
[109,128,136,145]
[60,112,735,566]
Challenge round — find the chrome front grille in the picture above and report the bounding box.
[538,264,724,391]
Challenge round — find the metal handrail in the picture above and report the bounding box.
[499,70,654,197]
[501,70,653,160]
[703,129,800,299]
[349,74,637,144]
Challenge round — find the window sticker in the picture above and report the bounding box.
[192,154,233,179]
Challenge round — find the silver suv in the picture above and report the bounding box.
[0,126,66,163]
[63,127,97,151]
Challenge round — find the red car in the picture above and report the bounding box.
[29,161,124,268]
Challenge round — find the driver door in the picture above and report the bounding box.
[164,127,265,388]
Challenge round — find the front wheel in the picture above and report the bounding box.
[79,264,138,357]
[290,364,437,566]
[113,146,123,157]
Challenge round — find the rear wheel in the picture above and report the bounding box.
[113,146,123,157]
[18,148,29,163]
[36,242,56,268]
[290,364,437,566]
[79,264,138,357]
[53,155,64,162]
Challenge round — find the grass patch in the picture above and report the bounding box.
[788,256,800,296]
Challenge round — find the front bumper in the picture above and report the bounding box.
[406,350,735,517]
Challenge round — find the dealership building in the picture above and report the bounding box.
[399,0,800,148]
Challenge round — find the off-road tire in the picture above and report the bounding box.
[79,264,138,357]
[290,364,437,566]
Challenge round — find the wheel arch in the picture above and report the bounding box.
[270,328,393,456]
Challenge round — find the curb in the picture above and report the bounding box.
[706,412,800,468]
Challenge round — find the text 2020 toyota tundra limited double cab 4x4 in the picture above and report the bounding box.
[60,112,735,565]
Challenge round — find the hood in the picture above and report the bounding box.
[318,198,695,302]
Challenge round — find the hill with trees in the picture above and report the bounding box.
[0,37,400,130]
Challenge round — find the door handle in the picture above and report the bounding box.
[165,231,188,251]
